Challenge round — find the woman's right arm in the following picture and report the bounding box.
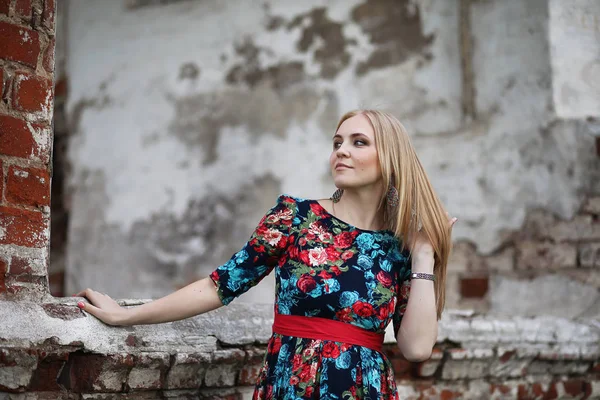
[77,195,297,326]
[75,277,223,326]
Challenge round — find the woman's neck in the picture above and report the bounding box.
[331,187,385,231]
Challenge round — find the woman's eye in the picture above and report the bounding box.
[333,142,341,149]
[355,140,366,146]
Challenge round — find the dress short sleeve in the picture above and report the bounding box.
[393,262,412,337]
[210,195,297,305]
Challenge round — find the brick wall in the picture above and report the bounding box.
[446,196,600,314]
[0,0,55,300]
[0,303,598,399]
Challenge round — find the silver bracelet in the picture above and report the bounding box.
[411,272,435,282]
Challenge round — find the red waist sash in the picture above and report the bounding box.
[272,314,385,353]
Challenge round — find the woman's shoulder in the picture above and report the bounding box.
[274,193,323,220]
[274,193,315,207]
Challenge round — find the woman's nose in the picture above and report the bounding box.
[336,145,350,157]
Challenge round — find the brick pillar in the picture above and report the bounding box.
[0,0,56,299]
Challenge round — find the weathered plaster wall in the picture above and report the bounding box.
[64,1,599,314]
[549,0,600,119]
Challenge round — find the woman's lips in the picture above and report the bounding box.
[335,163,352,170]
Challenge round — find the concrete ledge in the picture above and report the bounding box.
[0,300,599,398]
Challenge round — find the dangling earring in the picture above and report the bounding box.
[331,188,344,203]
[386,186,399,208]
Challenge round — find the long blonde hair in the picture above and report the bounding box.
[335,110,451,319]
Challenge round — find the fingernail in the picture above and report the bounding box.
[77,302,84,309]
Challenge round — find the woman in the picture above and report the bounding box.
[76,109,457,399]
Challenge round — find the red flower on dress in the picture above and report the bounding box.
[376,271,392,287]
[310,203,327,217]
[299,250,311,265]
[334,231,354,249]
[305,386,314,397]
[292,354,303,371]
[326,246,340,261]
[308,247,328,266]
[352,301,375,317]
[322,342,341,359]
[341,250,354,261]
[269,335,282,354]
[378,305,388,321]
[400,280,411,300]
[335,307,353,322]
[263,228,283,246]
[297,275,317,293]
[330,266,342,276]
[288,245,299,260]
[265,206,293,225]
[299,364,312,382]
[318,270,332,280]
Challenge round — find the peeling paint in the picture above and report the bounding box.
[179,62,200,81]
[130,174,282,291]
[351,0,434,76]
[167,84,334,165]
[286,7,355,79]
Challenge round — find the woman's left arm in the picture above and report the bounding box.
[396,215,457,362]
[396,249,437,361]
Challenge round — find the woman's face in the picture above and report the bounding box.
[330,114,382,191]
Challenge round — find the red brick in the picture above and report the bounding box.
[460,276,489,298]
[0,159,4,202]
[0,258,7,293]
[9,273,46,285]
[0,0,9,15]
[13,72,53,114]
[59,353,134,392]
[440,390,461,400]
[531,383,544,397]
[238,364,261,386]
[563,379,591,397]
[499,349,516,363]
[0,114,50,162]
[0,21,41,68]
[391,358,413,380]
[545,382,558,400]
[29,353,67,391]
[0,206,48,247]
[9,256,33,275]
[491,384,512,395]
[42,0,55,30]
[42,38,55,73]
[6,165,50,207]
[15,0,32,18]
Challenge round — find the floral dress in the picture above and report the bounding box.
[210,195,412,399]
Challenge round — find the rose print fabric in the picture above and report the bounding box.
[210,195,412,399]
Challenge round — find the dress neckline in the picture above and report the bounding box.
[309,199,396,236]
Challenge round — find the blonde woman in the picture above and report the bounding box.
[77,110,457,399]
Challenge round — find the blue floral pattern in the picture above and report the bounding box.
[211,195,412,399]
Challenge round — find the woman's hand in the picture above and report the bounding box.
[75,288,129,326]
[410,212,458,257]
